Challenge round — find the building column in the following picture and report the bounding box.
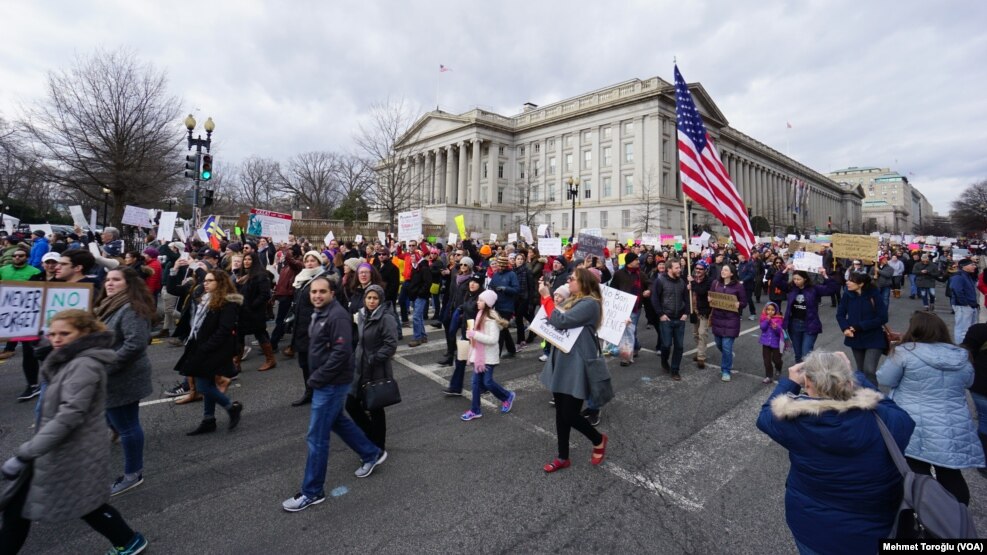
[435,148,446,205]
[457,142,468,206]
[471,139,482,206]
[427,152,436,204]
[488,141,499,206]
[445,145,456,204]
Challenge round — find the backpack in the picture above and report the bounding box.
[874,414,978,539]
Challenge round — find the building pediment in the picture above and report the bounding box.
[660,82,729,129]
[396,112,469,149]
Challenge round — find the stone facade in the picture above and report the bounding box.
[373,76,863,240]
[827,167,936,233]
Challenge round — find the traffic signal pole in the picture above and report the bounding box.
[183,115,214,228]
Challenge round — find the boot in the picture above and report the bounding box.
[291,388,312,407]
[175,379,202,404]
[282,345,295,358]
[227,401,243,430]
[258,343,277,371]
[437,352,453,366]
[186,418,217,435]
[929,302,935,312]
[215,375,231,394]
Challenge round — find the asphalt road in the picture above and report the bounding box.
[1,286,985,554]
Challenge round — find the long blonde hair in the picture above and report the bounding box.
[560,267,603,327]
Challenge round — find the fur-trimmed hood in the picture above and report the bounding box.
[771,387,883,419]
[224,293,244,305]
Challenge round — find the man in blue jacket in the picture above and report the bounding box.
[28,230,49,269]
[950,258,979,344]
[282,276,386,513]
[488,254,519,357]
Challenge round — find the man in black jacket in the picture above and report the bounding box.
[650,259,689,380]
[282,276,386,513]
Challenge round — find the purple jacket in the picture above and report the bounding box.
[709,280,746,338]
[760,315,785,349]
[773,273,840,335]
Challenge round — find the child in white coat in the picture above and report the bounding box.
[460,290,517,421]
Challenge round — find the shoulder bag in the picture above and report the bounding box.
[584,326,615,407]
[874,414,977,539]
[359,339,401,411]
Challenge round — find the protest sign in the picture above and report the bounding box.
[176,227,187,242]
[528,306,579,353]
[575,233,606,259]
[793,251,824,272]
[248,208,293,237]
[922,244,937,253]
[599,285,636,345]
[69,205,88,228]
[620,232,635,244]
[89,209,97,230]
[580,228,603,238]
[448,232,458,246]
[121,205,153,228]
[520,225,533,243]
[398,210,422,241]
[157,212,178,243]
[538,237,562,256]
[952,248,970,258]
[324,231,335,246]
[355,234,364,244]
[470,232,481,240]
[508,233,517,243]
[832,233,878,261]
[236,213,249,233]
[787,241,803,254]
[641,233,659,247]
[699,231,711,246]
[537,224,549,237]
[454,215,467,239]
[804,243,827,254]
[0,281,94,340]
[42,283,94,330]
[268,223,290,244]
[490,233,497,243]
[709,292,739,312]
[378,231,387,244]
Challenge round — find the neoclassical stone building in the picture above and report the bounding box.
[376,75,863,239]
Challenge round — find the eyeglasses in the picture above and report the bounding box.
[12,254,26,258]
[43,260,58,264]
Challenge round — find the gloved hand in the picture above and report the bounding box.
[2,456,26,480]
[466,330,476,339]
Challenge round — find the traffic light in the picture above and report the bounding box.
[201,154,213,181]
[203,189,214,207]
[184,154,200,179]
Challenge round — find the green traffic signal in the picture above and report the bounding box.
[201,154,213,181]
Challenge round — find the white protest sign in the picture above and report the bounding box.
[699,231,711,246]
[398,210,422,242]
[121,205,152,228]
[538,237,562,256]
[520,225,533,243]
[489,233,497,243]
[69,205,88,228]
[528,306,579,353]
[792,251,824,273]
[87,242,101,259]
[641,233,659,247]
[324,231,335,246]
[89,209,97,230]
[197,228,209,242]
[269,223,290,245]
[448,232,458,246]
[378,231,387,244]
[176,227,187,243]
[537,224,549,237]
[508,233,518,243]
[355,234,364,244]
[157,212,178,243]
[0,284,44,339]
[785,234,797,242]
[598,285,636,345]
[42,283,94,330]
[247,208,293,237]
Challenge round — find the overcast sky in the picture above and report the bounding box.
[2,0,984,213]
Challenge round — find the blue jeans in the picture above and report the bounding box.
[787,319,817,363]
[793,537,821,555]
[880,286,891,308]
[398,283,411,322]
[971,391,987,436]
[953,305,978,344]
[194,377,232,418]
[413,298,428,340]
[918,286,935,306]
[713,335,735,373]
[909,274,918,297]
[659,319,686,373]
[302,383,381,498]
[470,365,510,413]
[105,402,144,475]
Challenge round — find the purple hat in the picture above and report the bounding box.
[143,247,160,258]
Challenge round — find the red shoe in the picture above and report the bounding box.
[543,458,571,473]
[591,434,608,466]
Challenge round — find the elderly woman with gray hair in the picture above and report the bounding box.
[756,351,915,555]
[345,284,398,451]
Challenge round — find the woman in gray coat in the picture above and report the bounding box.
[538,267,608,473]
[94,267,155,497]
[0,310,147,554]
[346,284,398,450]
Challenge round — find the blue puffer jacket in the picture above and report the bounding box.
[488,269,519,315]
[877,342,986,469]
[757,373,914,555]
[836,286,887,350]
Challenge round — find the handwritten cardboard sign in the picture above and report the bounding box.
[832,233,878,262]
[599,285,636,345]
[0,282,94,340]
[792,251,824,273]
[398,210,422,242]
[528,306,579,353]
[575,233,606,260]
[709,291,739,312]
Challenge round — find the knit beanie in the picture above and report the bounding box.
[304,250,326,264]
[554,284,571,300]
[478,289,498,308]
[588,268,602,282]
[624,252,638,265]
[344,257,363,272]
[496,254,511,268]
[479,245,492,257]
[460,256,474,268]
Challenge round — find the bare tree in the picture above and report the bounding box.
[233,156,281,207]
[21,49,184,225]
[950,179,987,235]
[277,151,342,218]
[354,99,422,229]
[513,175,548,229]
[634,166,662,233]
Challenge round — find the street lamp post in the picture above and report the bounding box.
[184,114,215,227]
[102,187,111,227]
[565,176,580,242]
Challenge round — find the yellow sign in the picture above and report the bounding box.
[455,215,467,239]
[832,233,878,262]
[709,292,739,312]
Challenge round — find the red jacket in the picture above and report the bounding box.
[145,259,163,293]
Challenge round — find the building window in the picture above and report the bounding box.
[662,171,669,196]
[549,157,556,175]
[547,138,555,149]
[549,185,556,202]
[583,150,592,170]
[533,159,541,177]
[603,126,612,140]
[519,146,525,157]
[584,180,592,199]
[481,186,488,204]
[564,153,573,172]
[622,209,630,228]
[582,130,591,143]
[483,213,490,228]
[532,185,541,201]
[565,135,573,147]
[624,175,634,195]
[600,211,608,228]
[624,143,633,163]
[497,188,504,204]
[483,163,488,178]
[498,146,505,155]
[624,121,634,135]
[500,215,506,229]
[603,146,612,167]
[519,162,525,179]
[498,164,504,178]
[562,212,569,230]
[602,176,612,198]
[580,212,588,228]
[534,143,540,154]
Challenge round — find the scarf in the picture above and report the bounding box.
[189,293,211,341]
[93,292,130,322]
[293,267,323,289]
[455,273,471,287]
[471,312,487,374]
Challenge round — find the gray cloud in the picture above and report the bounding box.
[1,0,984,214]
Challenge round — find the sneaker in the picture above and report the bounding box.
[355,450,388,478]
[517,342,527,352]
[501,391,516,413]
[111,474,144,496]
[721,372,731,382]
[585,410,601,427]
[672,373,682,382]
[748,314,756,321]
[502,352,516,359]
[16,385,40,401]
[619,360,630,367]
[538,354,548,362]
[106,532,148,555]
[282,492,326,512]
[163,381,189,397]
[762,377,772,384]
[460,410,482,421]
[442,388,462,396]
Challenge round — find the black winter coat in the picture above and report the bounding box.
[377,261,400,302]
[238,273,272,335]
[175,294,242,378]
[408,262,432,299]
[351,303,398,396]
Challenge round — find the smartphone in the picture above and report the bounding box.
[180,252,190,261]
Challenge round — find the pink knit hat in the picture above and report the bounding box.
[478,290,497,308]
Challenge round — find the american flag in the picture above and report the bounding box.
[674,65,755,258]
[439,64,452,72]
[790,178,807,214]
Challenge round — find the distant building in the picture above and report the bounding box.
[827,166,935,233]
[374,75,863,240]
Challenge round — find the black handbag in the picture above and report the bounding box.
[361,378,401,411]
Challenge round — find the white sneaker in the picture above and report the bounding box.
[282,492,325,512]
[538,354,548,362]
[354,450,387,478]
